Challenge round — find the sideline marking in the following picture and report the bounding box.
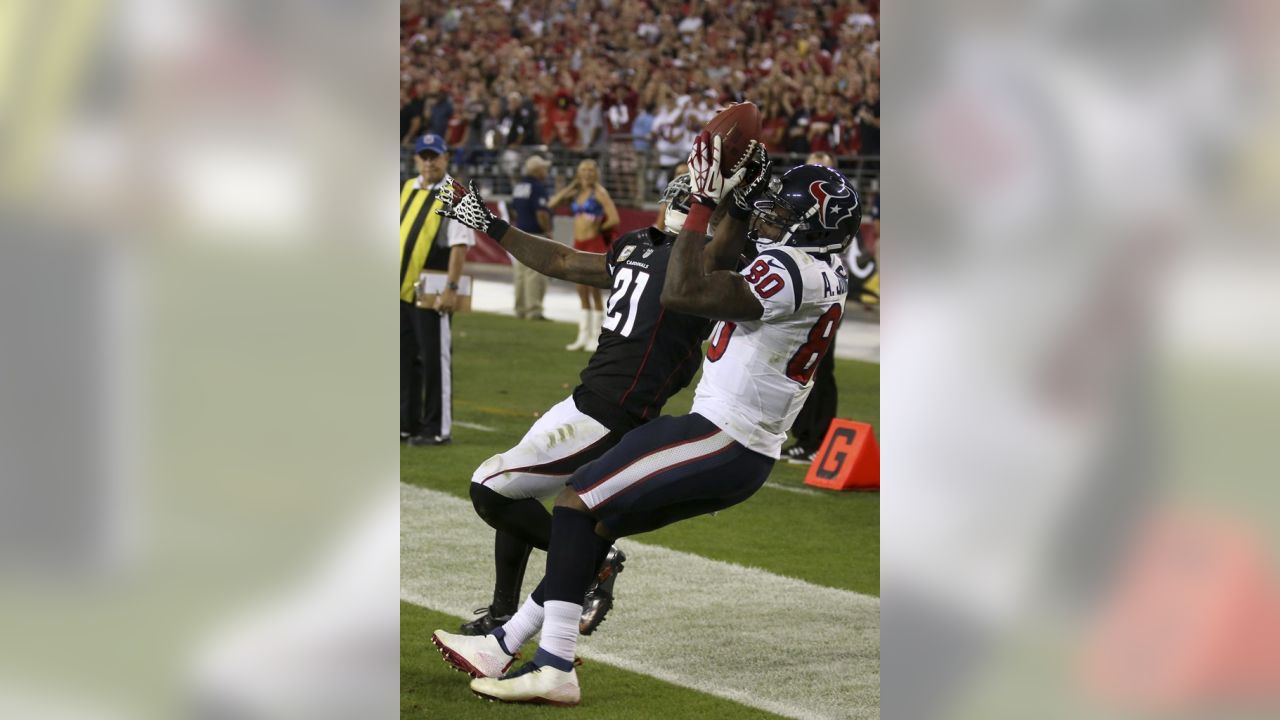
[764,481,827,497]
[401,483,880,720]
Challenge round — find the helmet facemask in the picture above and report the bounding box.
[661,174,693,234]
[748,193,807,250]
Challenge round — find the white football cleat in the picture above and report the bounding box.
[430,630,515,679]
[470,661,581,706]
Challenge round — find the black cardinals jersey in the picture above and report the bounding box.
[574,226,711,433]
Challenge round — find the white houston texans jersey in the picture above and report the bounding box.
[691,246,849,458]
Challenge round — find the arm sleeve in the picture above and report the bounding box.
[748,249,805,322]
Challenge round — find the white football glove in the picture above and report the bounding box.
[436,177,506,237]
[686,131,752,206]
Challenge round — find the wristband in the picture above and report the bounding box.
[485,216,510,240]
[684,202,714,235]
[445,281,460,291]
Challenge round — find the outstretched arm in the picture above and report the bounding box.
[494,225,611,289]
[437,178,611,289]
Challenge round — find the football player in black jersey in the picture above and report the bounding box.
[446,134,855,707]
[429,152,766,647]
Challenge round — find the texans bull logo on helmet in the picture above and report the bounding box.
[807,180,860,231]
[749,165,862,255]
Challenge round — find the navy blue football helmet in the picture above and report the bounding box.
[748,165,861,254]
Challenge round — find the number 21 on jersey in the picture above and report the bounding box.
[602,266,650,337]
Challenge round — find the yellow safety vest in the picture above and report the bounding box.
[400,179,446,302]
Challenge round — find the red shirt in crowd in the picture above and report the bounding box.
[831,117,860,156]
[603,87,639,136]
[761,114,789,154]
[446,107,467,147]
[544,94,579,147]
[808,111,837,153]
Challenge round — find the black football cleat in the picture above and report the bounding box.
[781,444,815,464]
[579,547,626,635]
[459,606,513,636]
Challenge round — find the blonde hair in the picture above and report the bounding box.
[524,155,550,174]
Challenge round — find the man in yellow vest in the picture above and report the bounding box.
[401,134,476,446]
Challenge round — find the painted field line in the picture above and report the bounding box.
[401,483,879,720]
[453,420,496,432]
[763,481,827,497]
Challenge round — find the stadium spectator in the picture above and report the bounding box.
[505,91,539,147]
[575,85,604,151]
[548,160,619,352]
[604,81,640,198]
[856,81,880,156]
[543,91,579,148]
[509,156,553,321]
[786,86,818,155]
[401,0,881,196]
[652,100,696,193]
[760,96,789,154]
[832,104,860,156]
[423,80,453,137]
[631,103,656,152]
[401,87,424,148]
[481,97,505,149]
[445,92,468,149]
[457,97,490,165]
[808,94,838,154]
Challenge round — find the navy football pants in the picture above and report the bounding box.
[569,413,774,538]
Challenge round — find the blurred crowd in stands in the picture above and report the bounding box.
[400,0,880,191]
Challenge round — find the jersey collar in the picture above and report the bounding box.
[413,176,446,191]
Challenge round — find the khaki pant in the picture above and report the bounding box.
[512,260,547,319]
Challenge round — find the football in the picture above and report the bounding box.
[704,101,762,174]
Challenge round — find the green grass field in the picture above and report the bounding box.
[402,312,879,718]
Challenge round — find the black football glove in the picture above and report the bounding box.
[729,142,772,220]
[436,177,509,239]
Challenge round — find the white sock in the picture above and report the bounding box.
[495,596,544,654]
[539,600,583,664]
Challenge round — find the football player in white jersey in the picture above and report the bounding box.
[433,131,859,706]
[426,166,762,645]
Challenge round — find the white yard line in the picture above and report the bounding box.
[452,420,496,433]
[763,481,829,497]
[401,483,880,720]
